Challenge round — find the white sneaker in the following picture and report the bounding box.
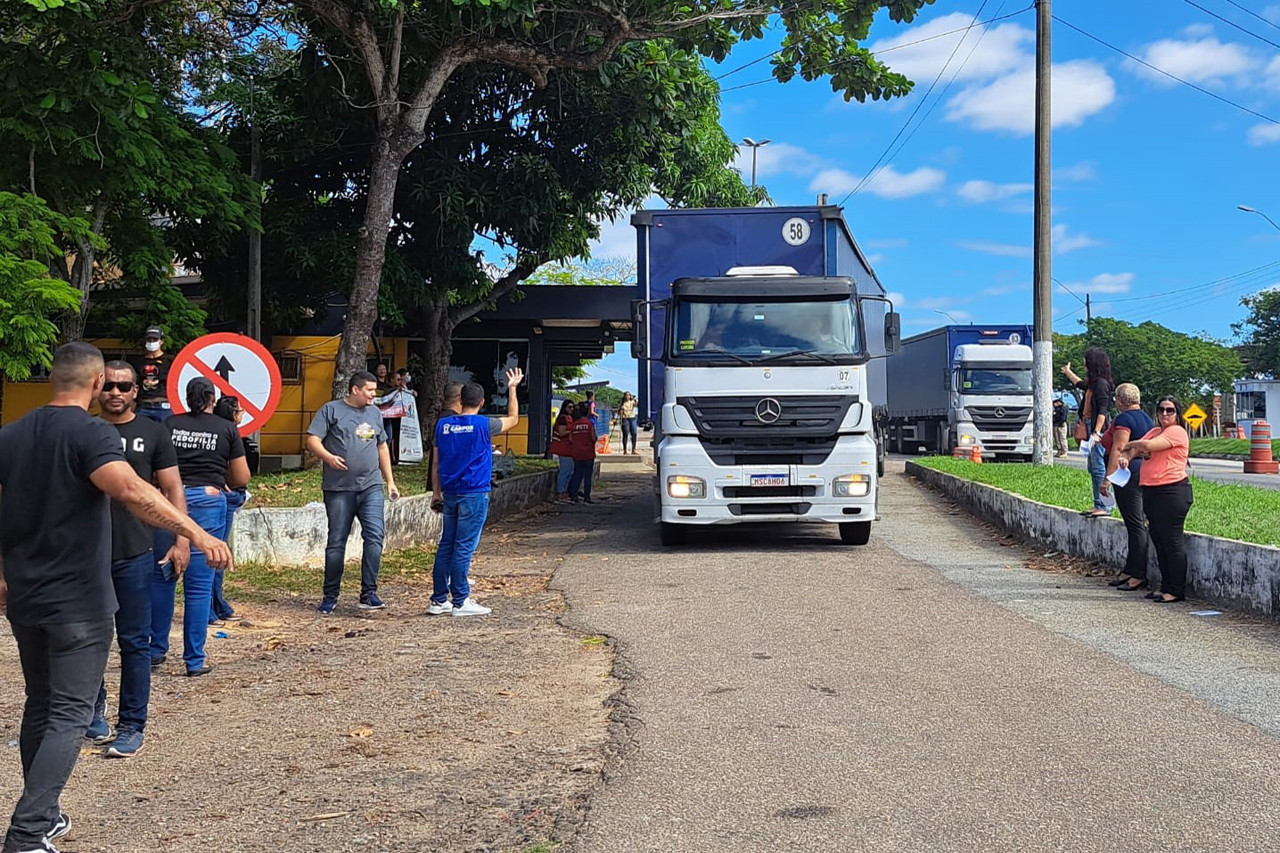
[451,597,491,617]
[426,600,453,615]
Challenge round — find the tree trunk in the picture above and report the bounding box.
[330,138,404,398]
[418,296,454,441]
[61,249,93,342]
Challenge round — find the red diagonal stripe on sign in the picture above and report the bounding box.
[190,356,267,424]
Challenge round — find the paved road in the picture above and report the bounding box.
[1053,448,1280,490]
[554,460,1280,852]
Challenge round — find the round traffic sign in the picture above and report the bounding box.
[167,333,283,436]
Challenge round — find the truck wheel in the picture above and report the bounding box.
[839,522,872,545]
[659,522,688,547]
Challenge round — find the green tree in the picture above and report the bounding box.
[0,0,254,339]
[1055,317,1243,409]
[276,0,937,394]
[1234,290,1280,377]
[0,193,88,414]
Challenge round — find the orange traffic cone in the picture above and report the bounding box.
[970,445,983,463]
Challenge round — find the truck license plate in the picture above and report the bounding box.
[750,474,788,487]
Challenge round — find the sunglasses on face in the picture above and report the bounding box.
[103,381,135,393]
[1157,406,1177,414]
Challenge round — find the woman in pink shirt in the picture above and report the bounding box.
[1118,396,1193,603]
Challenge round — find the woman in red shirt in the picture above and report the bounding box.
[567,410,598,504]
[1119,396,1193,603]
[550,402,576,503]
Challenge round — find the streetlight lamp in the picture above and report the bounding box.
[1238,205,1280,234]
[741,137,771,187]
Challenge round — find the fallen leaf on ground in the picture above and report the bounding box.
[300,811,351,822]
[349,727,373,738]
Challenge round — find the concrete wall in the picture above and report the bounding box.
[907,461,1280,619]
[232,469,560,566]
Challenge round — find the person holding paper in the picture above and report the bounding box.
[1062,348,1114,518]
[1119,396,1193,604]
[1102,383,1155,592]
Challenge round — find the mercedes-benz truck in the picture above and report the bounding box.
[631,206,899,546]
[885,325,1035,461]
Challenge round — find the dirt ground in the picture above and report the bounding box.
[0,479,637,853]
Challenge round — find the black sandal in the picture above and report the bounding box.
[1119,580,1148,591]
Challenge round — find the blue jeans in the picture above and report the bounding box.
[322,485,385,598]
[211,488,247,622]
[97,550,154,732]
[432,493,490,607]
[136,404,170,423]
[1088,442,1108,510]
[556,456,574,493]
[620,417,638,452]
[150,487,226,672]
[568,459,594,500]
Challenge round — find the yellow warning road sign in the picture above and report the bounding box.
[1183,403,1207,430]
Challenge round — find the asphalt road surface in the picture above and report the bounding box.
[1054,448,1280,490]
[555,460,1280,853]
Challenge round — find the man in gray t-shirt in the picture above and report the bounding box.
[306,371,400,614]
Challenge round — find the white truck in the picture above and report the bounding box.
[885,325,1036,461]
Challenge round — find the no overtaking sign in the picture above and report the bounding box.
[167,333,282,436]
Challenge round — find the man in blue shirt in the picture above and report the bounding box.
[428,368,522,617]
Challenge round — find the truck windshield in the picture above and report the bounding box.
[958,367,1032,395]
[671,297,860,362]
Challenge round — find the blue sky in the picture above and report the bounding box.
[581,0,1280,389]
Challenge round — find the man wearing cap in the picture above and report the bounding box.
[130,327,172,424]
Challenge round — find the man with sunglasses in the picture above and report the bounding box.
[88,361,189,758]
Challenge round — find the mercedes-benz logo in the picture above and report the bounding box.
[995,407,1006,419]
[755,398,782,424]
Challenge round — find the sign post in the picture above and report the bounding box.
[167,332,282,437]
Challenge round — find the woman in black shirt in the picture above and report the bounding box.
[151,378,250,676]
[1062,347,1114,518]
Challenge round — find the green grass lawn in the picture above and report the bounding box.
[227,544,438,601]
[915,456,1280,548]
[1188,437,1280,459]
[248,457,558,508]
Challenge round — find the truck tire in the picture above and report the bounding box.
[839,521,872,545]
[659,522,688,547]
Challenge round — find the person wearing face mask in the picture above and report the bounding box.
[130,327,172,424]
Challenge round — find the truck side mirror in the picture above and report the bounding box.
[884,312,901,354]
[630,300,648,360]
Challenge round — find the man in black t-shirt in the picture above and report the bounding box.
[130,326,171,423]
[0,343,232,853]
[87,361,189,759]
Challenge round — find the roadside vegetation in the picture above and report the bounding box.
[1188,438,1280,459]
[916,457,1280,548]
[248,457,558,508]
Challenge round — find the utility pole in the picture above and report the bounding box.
[1085,293,1091,336]
[1032,0,1053,466]
[247,71,263,343]
[742,137,771,187]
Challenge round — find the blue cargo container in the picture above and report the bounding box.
[632,206,888,423]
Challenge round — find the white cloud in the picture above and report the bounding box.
[732,141,824,180]
[867,254,887,265]
[1137,36,1256,86]
[1267,56,1280,92]
[946,60,1116,134]
[1060,272,1135,295]
[957,240,1031,258]
[1248,123,1280,146]
[958,180,1033,203]
[885,291,906,308]
[1052,224,1102,254]
[1055,162,1097,183]
[809,165,946,199]
[868,14,1032,85]
[865,238,909,249]
[1268,5,1280,24]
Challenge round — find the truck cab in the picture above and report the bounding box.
[950,341,1035,459]
[635,273,898,546]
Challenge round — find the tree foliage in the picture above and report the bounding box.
[1233,290,1280,378]
[0,193,86,380]
[1055,317,1243,408]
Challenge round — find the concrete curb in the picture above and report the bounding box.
[905,461,1280,619]
[232,469,560,566]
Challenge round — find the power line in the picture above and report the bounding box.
[1106,259,1280,302]
[838,0,995,203]
[1220,0,1280,33]
[1054,15,1280,126]
[1181,0,1280,50]
[845,0,1012,204]
[719,6,1034,94]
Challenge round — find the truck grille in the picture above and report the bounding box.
[677,395,857,466]
[728,502,812,516]
[722,485,818,498]
[966,405,1031,431]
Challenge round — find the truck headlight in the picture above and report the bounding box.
[832,474,870,497]
[667,475,706,499]
[959,434,976,446]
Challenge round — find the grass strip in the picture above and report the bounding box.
[915,456,1280,548]
[1188,438,1280,459]
[227,545,438,601]
[249,457,557,508]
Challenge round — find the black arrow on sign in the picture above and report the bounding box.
[213,356,235,382]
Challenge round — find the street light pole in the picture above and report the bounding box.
[1239,205,1280,234]
[1032,0,1053,466]
[742,137,771,187]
